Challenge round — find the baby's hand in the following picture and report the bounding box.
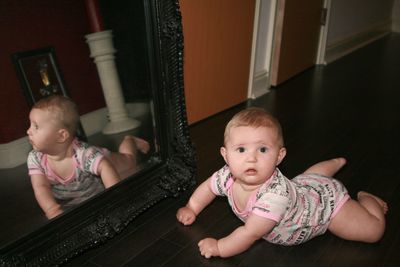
[198,238,220,258]
[45,204,63,219]
[176,206,196,225]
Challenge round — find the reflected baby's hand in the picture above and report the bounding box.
[198,237,220,258]
[176,206,196,225]
[45,204,63,219]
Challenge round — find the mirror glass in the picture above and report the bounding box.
[0,0,156,248]
[1,1,195,264]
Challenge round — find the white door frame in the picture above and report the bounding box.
[316,0,332,65]
[247,0,277,99]
[247,0,331,98]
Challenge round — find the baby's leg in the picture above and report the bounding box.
[109,136,150,179]
[304,157,346,177]
[328,191,387,243]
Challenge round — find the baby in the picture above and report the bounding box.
[177,107,388,258]
[27,95,149,219]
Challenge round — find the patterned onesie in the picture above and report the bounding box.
[27,138,109,208]
[210,165,350,245]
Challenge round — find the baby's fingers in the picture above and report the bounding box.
[177,214,189,224]
[185,216,196,225]
[177,214,192,225]
[176,207,196,225]
[198,240,212,258]
[198,238,219,258]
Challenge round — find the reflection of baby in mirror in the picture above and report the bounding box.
[26,95,150,219]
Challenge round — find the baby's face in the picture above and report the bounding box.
[221,126,285,187]
[27,108,60,153]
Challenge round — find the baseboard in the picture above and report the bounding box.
[325,20,392,64]
[0,138,32,169]
[249,70,270,99]
[0,102,149,169]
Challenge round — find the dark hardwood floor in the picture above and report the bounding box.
[65,33,400,266]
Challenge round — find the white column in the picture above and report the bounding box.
[85,30,140,134]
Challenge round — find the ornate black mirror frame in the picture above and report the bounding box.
[0,0,196,265]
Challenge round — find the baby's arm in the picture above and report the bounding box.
[97,158,121,188]
[30,174,63,219]
[177,177,216,225]
[198,214,276,258]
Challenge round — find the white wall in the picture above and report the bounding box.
[324,0,393,63]
[327,0,393,46]
[393,0,400,32]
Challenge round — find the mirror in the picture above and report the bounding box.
[0,0,196,265]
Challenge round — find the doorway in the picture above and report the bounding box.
[248,0,331,94]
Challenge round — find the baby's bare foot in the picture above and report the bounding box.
[333,157,347,169]
[135,137,150,154]
[358,191,388,214]
[124,135,150,154]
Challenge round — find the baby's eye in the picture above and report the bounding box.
[236,147,245,153]
[259,147,268,153]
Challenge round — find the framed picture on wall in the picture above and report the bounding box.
[12,46,87,141]
[11,46,69,106]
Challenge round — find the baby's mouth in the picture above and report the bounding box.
[245,168,257,175]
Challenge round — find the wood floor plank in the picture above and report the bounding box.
[123,239,182,267]
[162,213,245,267]
[162,198,232,247]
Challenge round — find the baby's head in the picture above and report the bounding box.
[32,95,80,138]
[224,107,284,148]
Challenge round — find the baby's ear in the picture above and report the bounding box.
[220,146,228,163]
[57,128,70,143]
[277,147,287,165]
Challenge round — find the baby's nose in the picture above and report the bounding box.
[246,152,257,162]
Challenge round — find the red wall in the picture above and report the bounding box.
[0,0,105,143]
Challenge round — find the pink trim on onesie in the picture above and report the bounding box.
[330,193,350,219]
[210,171,283,222]
[43,154,79,185]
